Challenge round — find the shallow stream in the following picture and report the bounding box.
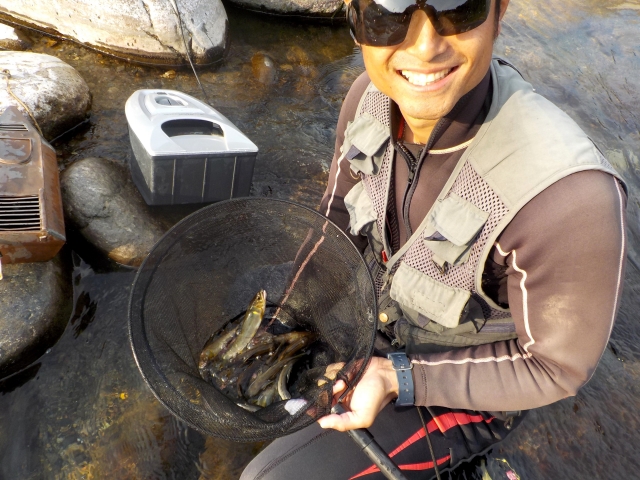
[1,1,639,478]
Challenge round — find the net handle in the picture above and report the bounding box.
[331,403,408,480]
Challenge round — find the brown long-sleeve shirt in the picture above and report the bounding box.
[320,71,627,412]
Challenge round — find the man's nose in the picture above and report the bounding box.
[402,10,449,61]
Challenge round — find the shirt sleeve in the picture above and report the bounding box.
[411,170,627,412]
[319,72,371,252]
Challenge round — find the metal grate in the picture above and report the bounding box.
[0,195,41,231]
[0,124,28,131]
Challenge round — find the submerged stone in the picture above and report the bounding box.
[0,0,228,66]
[228,0,343,16]
[251,53,277,85]
[60,157,166,267]
[0,52,90,141]
[0,23,31,51]
[0,254,71,379]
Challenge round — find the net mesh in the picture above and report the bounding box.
[129,198,377,442]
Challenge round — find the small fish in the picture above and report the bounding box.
[254,381,278,408]
[237,401,261,413]
[198,326,239,371]
[237,358,266,398]
[222,290,267,361]
[274,331,316,345]
[277,332,317,362]
[277,361,295,400]
[246,353,304,399]
[235,337,275,364]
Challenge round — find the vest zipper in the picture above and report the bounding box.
[396,115,450,239]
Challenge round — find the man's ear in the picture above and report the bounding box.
[494,0,510,38]
[499,0,510,22]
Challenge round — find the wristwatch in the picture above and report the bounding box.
[387,352,414,406]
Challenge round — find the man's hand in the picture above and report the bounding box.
[317,356,399,431]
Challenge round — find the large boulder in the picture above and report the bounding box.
[0,52,91,141]
[227,0,343,16]
[0,254,71,379]
[0,23,31,50]
[61,157,166,267]
[0,0,228,66]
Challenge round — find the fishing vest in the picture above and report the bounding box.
[341,59,625,354]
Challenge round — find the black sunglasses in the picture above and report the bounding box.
[347,0,492,46]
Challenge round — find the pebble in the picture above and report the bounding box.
[251,53,278,85]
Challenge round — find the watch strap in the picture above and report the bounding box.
[387,352,414,406]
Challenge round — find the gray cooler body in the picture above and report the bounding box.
[125,90,259,205]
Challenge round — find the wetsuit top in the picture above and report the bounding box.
[320,70,627,412]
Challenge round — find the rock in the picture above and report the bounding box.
[227,0,343,16]
[0,52,91,141]
[0,0,228,66]
[60,157,166,267]
[251,53,277,84]
[0,23,31,50]
[0,254,71,379]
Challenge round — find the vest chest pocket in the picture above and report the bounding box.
[390,262,471,329]
[344,181,384,257]
[340,112,390,176]
[423,193,490,268]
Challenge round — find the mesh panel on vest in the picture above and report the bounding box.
[358,90,395,300]
[402,162,511,320]
[357,87,511,321]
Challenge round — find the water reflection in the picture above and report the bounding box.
[0,1,638,478]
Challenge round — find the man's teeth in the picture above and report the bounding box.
[401,69,451,86]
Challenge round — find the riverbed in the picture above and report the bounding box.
[0,1,639,478]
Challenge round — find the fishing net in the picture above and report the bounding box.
[129,198,377,442]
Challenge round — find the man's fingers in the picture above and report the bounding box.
[332,379,346,395]
[317,412,354,432]
[324,362,345,380]
[317,362,346,387]
[317,410,373,432]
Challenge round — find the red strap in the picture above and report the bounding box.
[397,117,405,141]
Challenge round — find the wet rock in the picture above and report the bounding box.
[251,53,277,85]
[0,254,71,379]
[0,52,90,141]
[0,23,31,51]
[228,0,343,16]
[60,157,166,267]
[0,0,228,66]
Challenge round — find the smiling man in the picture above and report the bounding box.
[241,0,627,478]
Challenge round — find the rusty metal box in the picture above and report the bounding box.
[0,107,65,264]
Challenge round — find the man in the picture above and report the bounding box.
[242,0,627,477]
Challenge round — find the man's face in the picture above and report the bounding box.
[360,0,507,124]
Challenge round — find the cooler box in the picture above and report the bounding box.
[125,89,259,205]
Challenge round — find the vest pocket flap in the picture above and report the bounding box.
[429,194,490,246]
[344,181,377,236]
[424,239,473,266]
[390,262,470,329]
[341,112,390,175]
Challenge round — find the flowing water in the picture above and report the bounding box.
[0,1,639,478]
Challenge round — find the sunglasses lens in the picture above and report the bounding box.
[348,0,491,46]
[431,0,491,36]
[349,0,414,46]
